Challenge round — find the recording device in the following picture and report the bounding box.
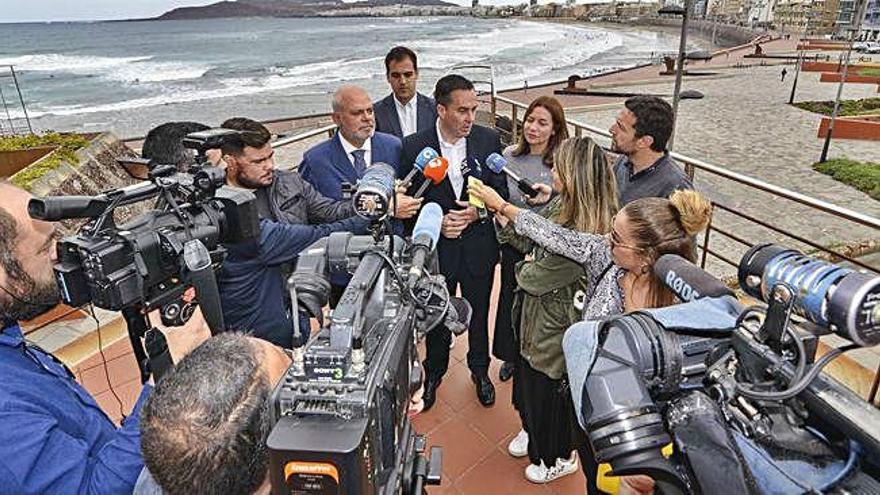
[269,203,466,494]
[28,128,259,381]
[399,147,439,189]
[352,162,397,222]
[572,248,880,493]
[485,152,539,198]
[413,157,448,198]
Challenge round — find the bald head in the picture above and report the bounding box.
[330,85,375,148]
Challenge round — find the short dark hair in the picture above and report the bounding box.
[434,74,474,107]
[384,46,418,74]
[624,96,674,152]
[141,122,209,171]
[141,333,271,495]
[220,117,272,156]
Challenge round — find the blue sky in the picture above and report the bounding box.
[2,0,586,23]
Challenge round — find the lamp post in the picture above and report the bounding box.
[788,10,813,104]
[659,1,692,151]
[818,0,868,162]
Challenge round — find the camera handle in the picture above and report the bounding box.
[183,239,225,335]
[121,306,174,383]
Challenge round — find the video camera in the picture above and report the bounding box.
[569,245,880,494]
[267,167,466,494]
[27,128,260,382]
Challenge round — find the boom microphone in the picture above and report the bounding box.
[414,157,449,198]
[408,203,443,286]
[654,254,734,302]
[400,147,439,189]
[486,153,539,198]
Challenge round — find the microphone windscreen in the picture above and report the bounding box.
[422,157,449,184]
[412,202,443,249]
[414,147,439,171]
[485,153,506,174]
[654,254,733,302]
[446,296,472,335]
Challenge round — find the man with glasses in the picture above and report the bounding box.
[0,181,208,493]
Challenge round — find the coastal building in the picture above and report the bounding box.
[773,0,840,34]
[747,0,779,25]
[865,0,880,38]
[576,0,663,19]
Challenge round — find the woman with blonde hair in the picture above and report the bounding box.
[495,95,569,384]
[471,181,712,493]
[497,136,618,484]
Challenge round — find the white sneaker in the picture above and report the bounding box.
[524,453,579,484]
[507,429,529,457]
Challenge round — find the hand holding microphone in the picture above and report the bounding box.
[486,153,539,198]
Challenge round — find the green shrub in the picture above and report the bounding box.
[813,158,880,201]
[1,133,90,190]
[794,97,880,117]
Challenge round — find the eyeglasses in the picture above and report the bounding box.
[608,218,644,252]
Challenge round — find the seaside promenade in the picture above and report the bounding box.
[31,32,880,495]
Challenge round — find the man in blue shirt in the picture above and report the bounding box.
[0,182,206,494]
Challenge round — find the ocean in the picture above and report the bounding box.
[0,17,698,138]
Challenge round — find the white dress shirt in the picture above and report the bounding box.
[338,132,373,172]
[394,96,418,137]
[436,120,466,198]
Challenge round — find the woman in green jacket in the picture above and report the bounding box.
[498,137,619,484]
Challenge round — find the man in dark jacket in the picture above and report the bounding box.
[220,117,356,224]
[374,46,438,139]
[217,117,366,347]
[399,74,508,410]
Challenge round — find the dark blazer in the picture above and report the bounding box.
[374,93,438,139]
[299,131,402,201]
[399,124,508,278]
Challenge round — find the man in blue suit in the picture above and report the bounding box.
[374,46,438,139]
[300,85,419,214]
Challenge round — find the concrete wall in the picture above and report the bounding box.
[624,17,773,47]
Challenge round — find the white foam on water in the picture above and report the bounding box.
[0,53,212,83]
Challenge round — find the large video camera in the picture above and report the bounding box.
[28,128,260,381]
[569,245,880,494]
[267,166,464,494]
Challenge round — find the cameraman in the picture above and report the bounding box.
[138,333,424,495]
[0,181,208,494]
[215,120,367,347]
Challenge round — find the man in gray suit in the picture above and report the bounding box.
[374,46,438,139]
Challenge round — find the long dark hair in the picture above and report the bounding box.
[512,96,568,167]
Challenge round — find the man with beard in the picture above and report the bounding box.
[608,96,692,205]
[0,182,208,494]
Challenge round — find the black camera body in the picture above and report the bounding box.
[268,225,449,495]
[574,247,880,494]
[29,128,259,381]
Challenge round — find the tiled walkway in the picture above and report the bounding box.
[71,267,588,493]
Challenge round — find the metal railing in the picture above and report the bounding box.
[492,93,880,275]
[272,123,337,149]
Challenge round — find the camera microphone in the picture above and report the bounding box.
[486,153,539,198]
[352,162,396,221]
[399,147,439,189]
[654,254,734,302]
[414,157,449,198]
[408,203,443,287]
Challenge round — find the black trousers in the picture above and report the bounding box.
[423,260,495,380]
[492,244,524,363]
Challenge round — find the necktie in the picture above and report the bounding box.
[351,149,367,176]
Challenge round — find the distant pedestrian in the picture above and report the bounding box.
[781,67,788,82]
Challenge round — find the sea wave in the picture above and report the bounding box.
[0,53,212,83]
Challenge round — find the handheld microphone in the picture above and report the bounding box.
[399,147,439,189]
[414,157,449,198]
[408,203,443,286]
[654,254,734,302]
[486,153,539,198]
[352,162,396,221]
